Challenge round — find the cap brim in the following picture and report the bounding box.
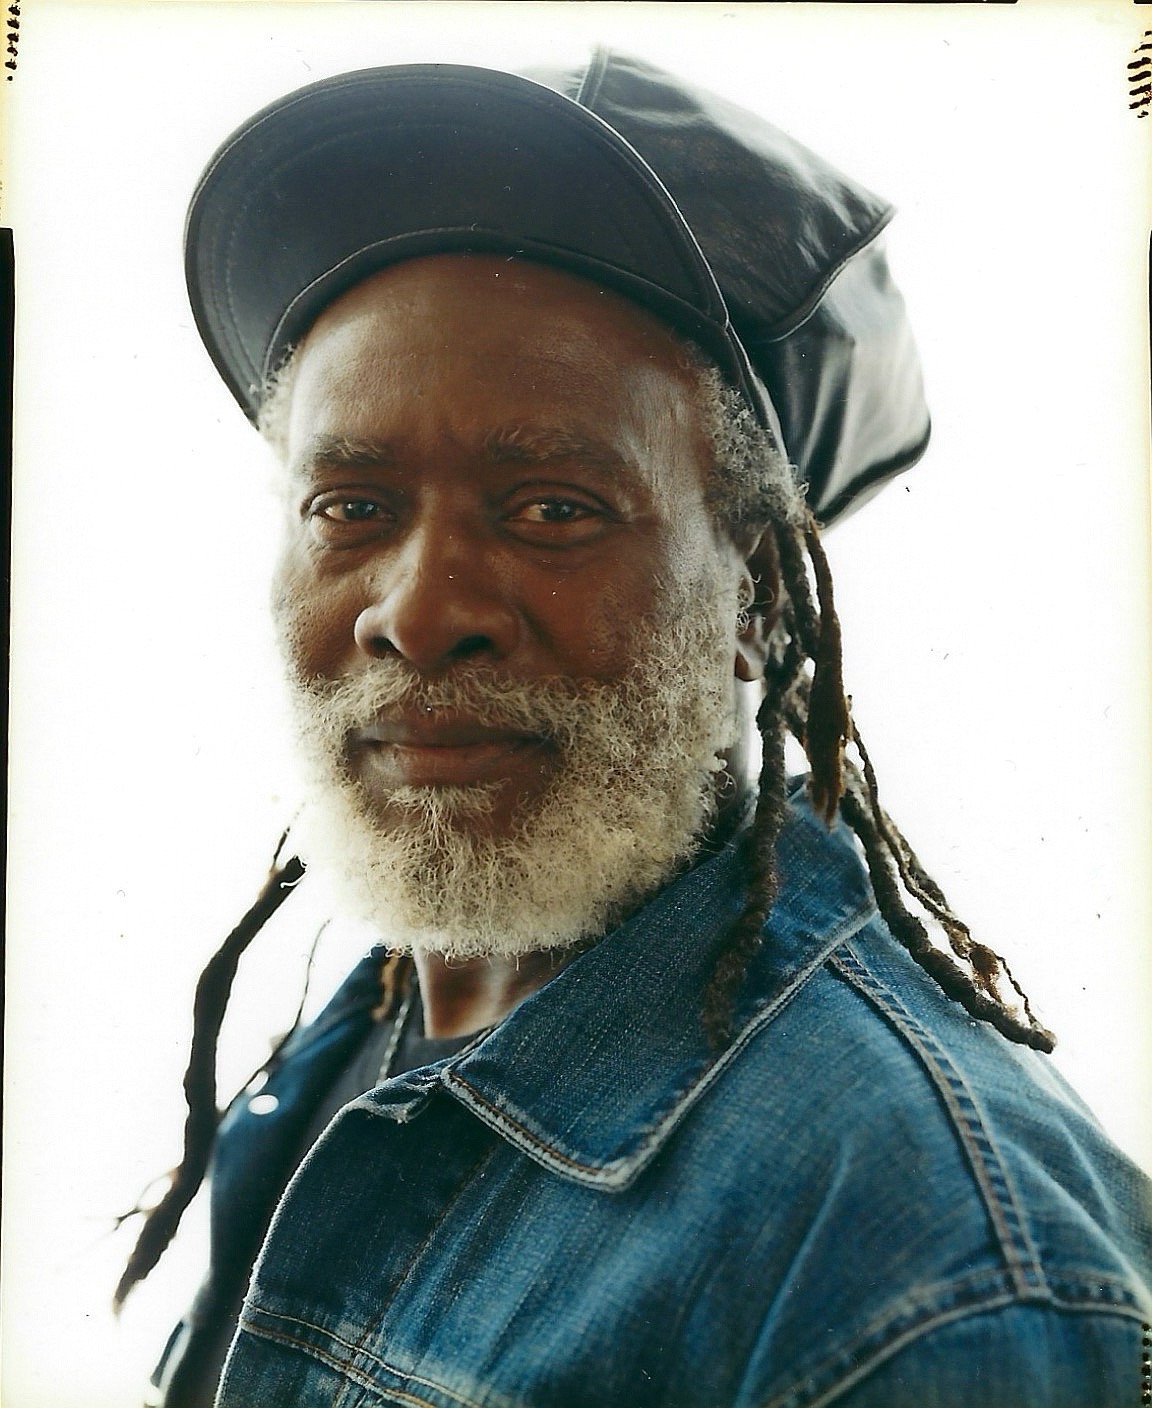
[185,64,766,425]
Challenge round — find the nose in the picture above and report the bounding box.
[353,523,520,671]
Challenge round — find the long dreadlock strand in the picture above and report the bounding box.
[773,521,818,655]
[701,692,790,1046]
[878,807,1047,1032]
[802,519,850,823]
[699,515,820,1045]
[113,845,305,1311]
[771,517,843,801]
[839,784,1055,1051]
[225,915,333,1105]
[850,722,982,957]
[848,719,1048,1030]
[700,516,828,1041]
[706,483,1054,1056]
[777,516,1053,1050]
[768,546,811,699]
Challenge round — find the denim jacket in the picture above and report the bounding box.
[157,786,1152,1407]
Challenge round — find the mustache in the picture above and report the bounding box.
[294,661,639,745]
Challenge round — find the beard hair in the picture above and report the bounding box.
[285,577,742,960]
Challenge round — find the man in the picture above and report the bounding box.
[121,55,1150,1407]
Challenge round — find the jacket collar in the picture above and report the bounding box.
[411,786,877,1189]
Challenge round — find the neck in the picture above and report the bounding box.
[413,947,574,1038]
[413,771,756,1038]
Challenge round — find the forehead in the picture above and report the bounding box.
[281,255,711,488]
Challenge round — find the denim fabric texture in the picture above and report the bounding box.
[159,786,1152,1407]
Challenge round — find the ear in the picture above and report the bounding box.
[734,529,782,684]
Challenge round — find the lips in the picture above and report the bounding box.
[351,714,552,788]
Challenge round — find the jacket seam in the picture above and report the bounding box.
[442,895,875,1187]
[237,1310,486,1408]
[334,1136,502,1408]
[758,1292,1149,1408]
[828,946,1046,1296]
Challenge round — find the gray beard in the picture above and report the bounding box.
[285,581,740,960]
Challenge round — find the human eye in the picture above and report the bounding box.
[303,491,396,544]
[503,490,612,545]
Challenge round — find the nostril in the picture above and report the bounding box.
[353,581,515,669]
[451,634,495,660]
[354,619,396,658]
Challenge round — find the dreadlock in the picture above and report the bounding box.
[112,852,411,1311]
[112,835,304,1309]
[116,347,1054,1309]
[694,371,1055,1054]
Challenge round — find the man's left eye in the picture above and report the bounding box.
[503,496,610,545]
[512,500,593,524]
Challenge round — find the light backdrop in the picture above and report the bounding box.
[4,3,1151,1404]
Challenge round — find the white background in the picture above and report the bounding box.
[4,3,1151,1404]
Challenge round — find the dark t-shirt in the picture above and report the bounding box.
[300,1004,472,1152]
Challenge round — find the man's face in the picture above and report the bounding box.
[273,254,755,955]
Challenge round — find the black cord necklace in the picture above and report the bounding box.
[375,982,416,1085]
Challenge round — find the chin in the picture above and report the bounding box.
[285,572,745,959]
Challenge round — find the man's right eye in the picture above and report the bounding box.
[312,497,386,522]
[303,493,396,543]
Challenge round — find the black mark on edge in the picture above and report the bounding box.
[1130,32,1152,117]
[4,0,16,80]
[1141,1322,1151,1405]
[1,231,12,849]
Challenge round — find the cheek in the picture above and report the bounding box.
[534,535,731,680]
[529,576,640,676]
[270,547,358,682]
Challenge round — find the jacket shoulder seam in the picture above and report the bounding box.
[756,1277,1150,1408]
[827,945,1046,1295]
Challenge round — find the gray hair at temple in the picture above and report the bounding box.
[255,344,806,539]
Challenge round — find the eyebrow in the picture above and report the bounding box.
[482,425,630,477]
[293,427,634,479]
[294,435,398,473]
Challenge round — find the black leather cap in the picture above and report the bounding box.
[186,52,930,524]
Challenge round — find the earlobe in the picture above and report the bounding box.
[735,595,769,681]
[734,641,764,684]
[733,530,781,682]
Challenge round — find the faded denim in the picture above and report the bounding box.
[177,786,1150,1406]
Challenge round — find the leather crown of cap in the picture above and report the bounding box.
[185,50,929,525]
[525,51,930,525]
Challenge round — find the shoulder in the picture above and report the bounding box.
[799,1303,1150,1408]
[803,910,1150,1279]
[710,905,1152,1406]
